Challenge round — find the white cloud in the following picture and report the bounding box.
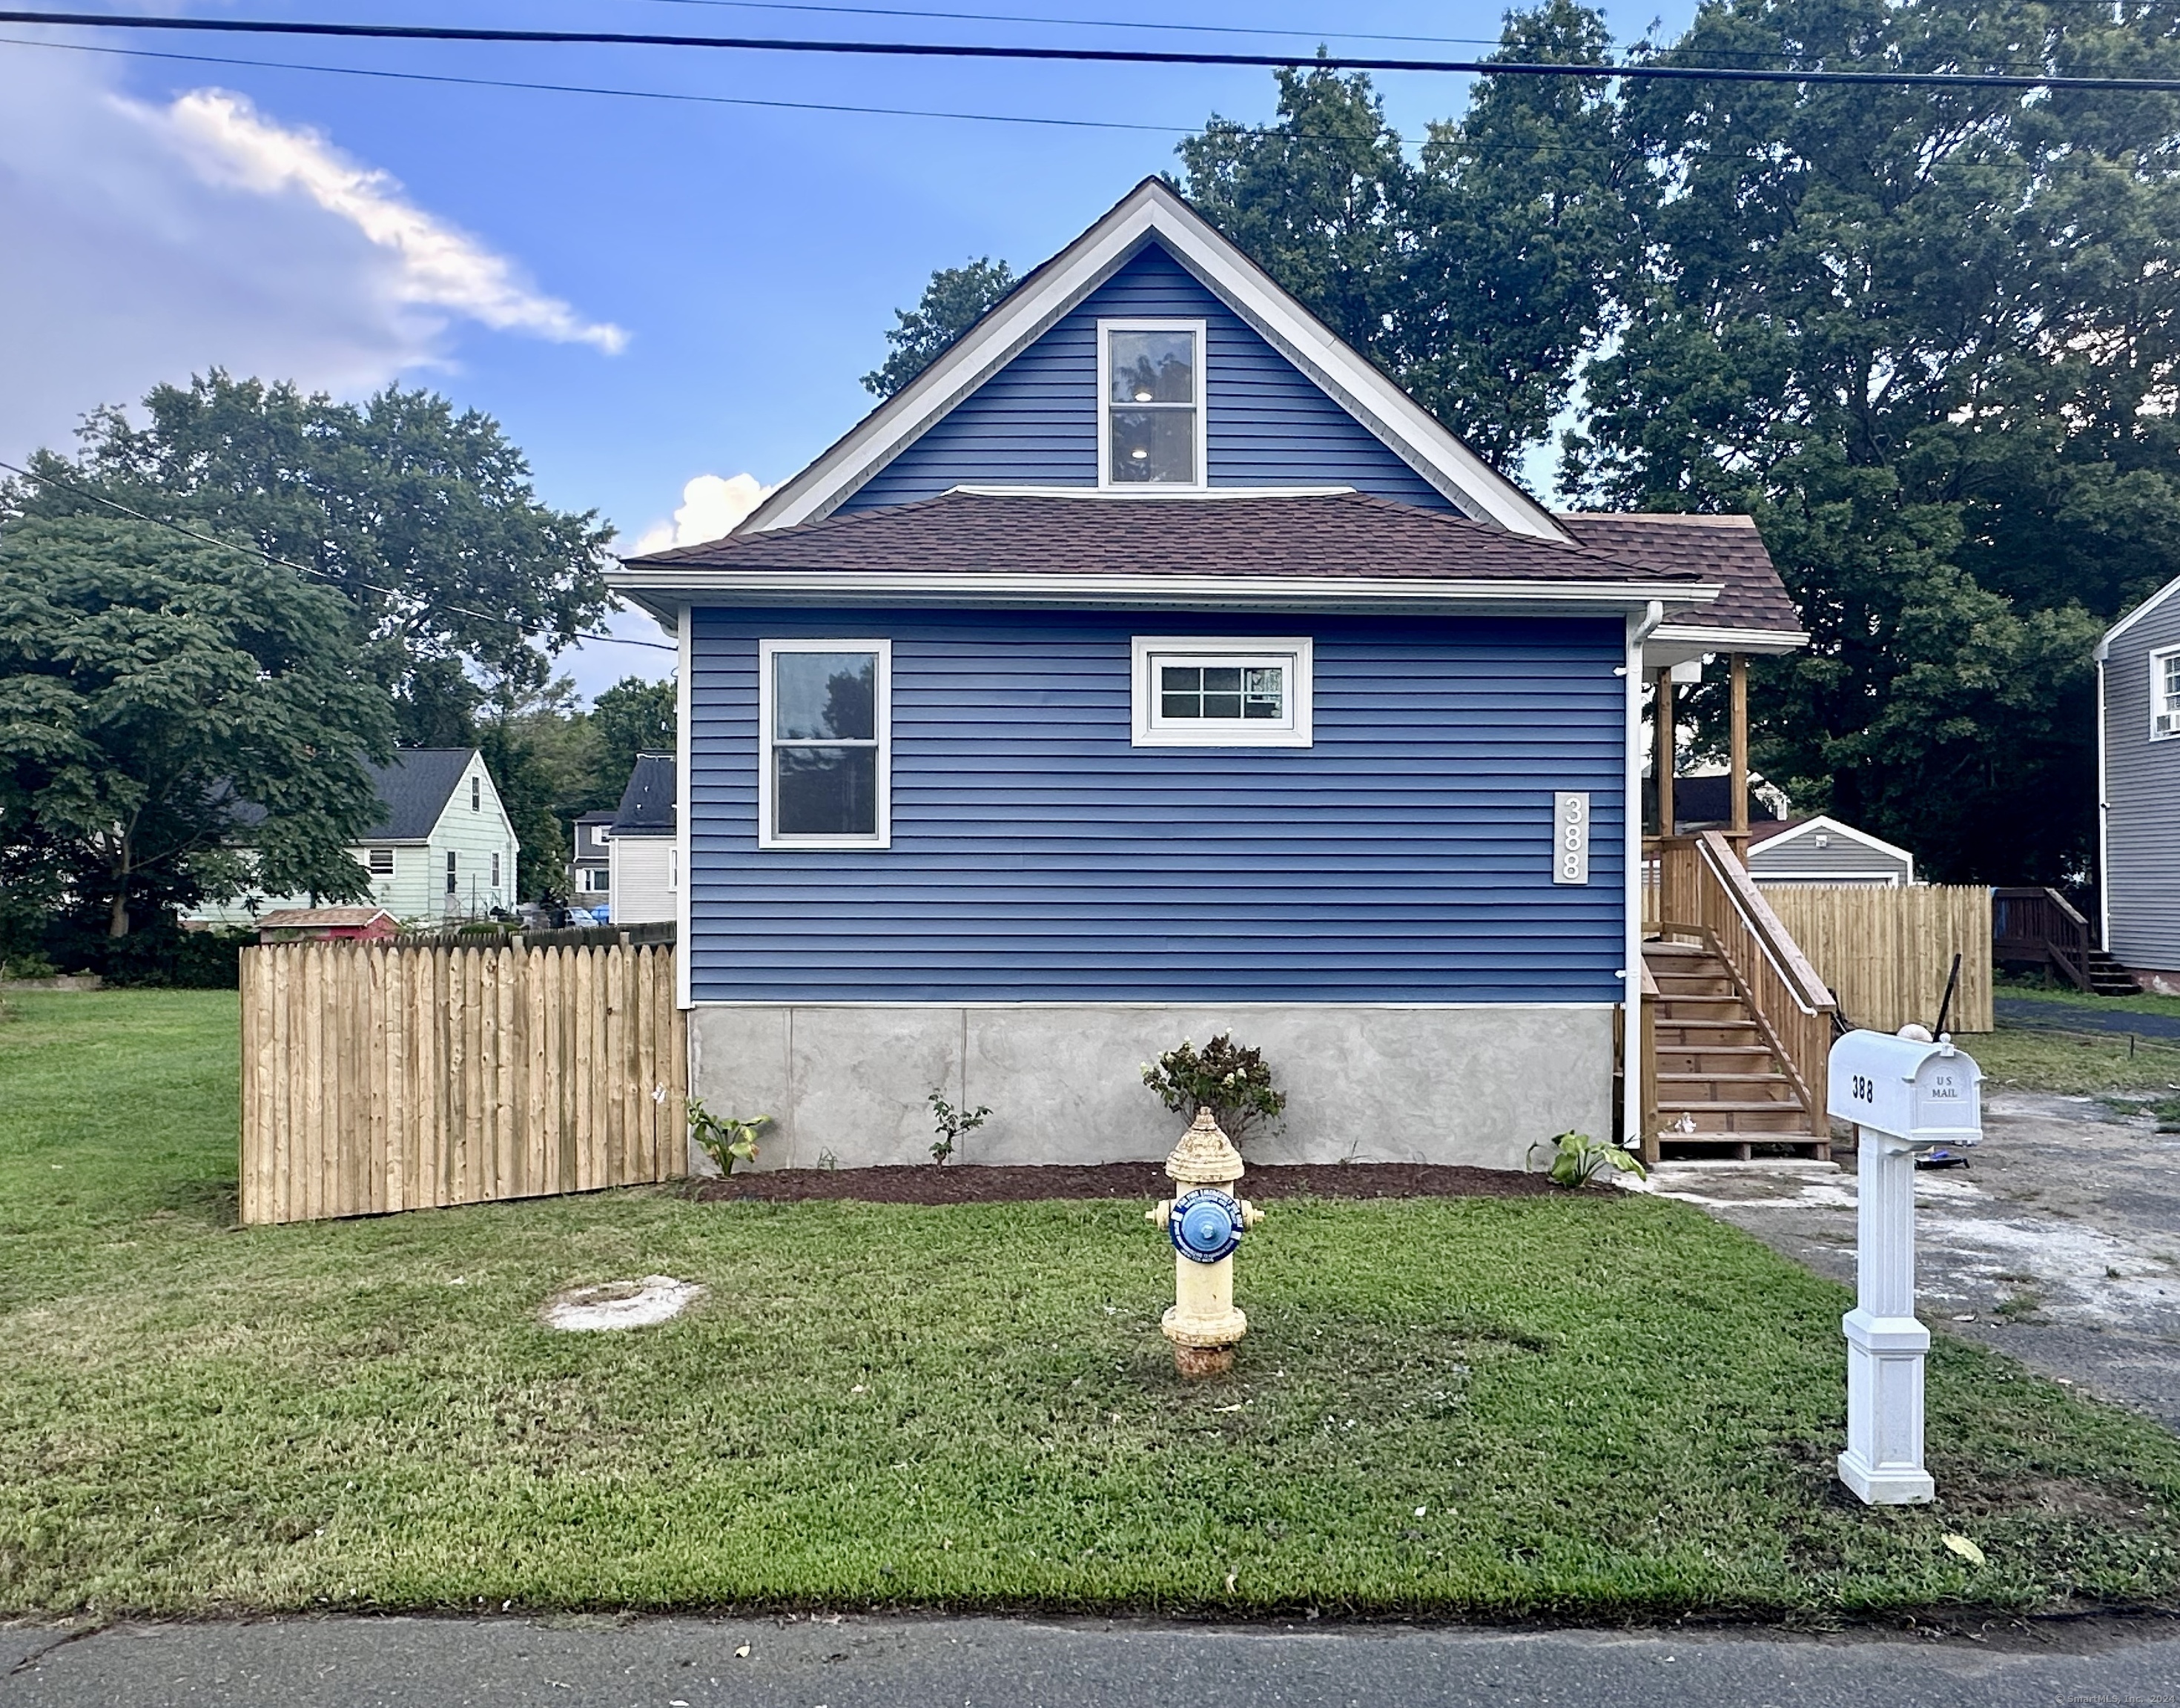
[0,46,621,460]
[630,473,772,555]
[145,90,625,354]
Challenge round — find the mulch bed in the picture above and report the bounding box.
[690,1160,1556,1206]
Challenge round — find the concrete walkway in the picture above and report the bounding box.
[7,1614,2180,1708]
[1639,1090,2180,1429]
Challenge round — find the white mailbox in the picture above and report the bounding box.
[1827,1029,1984,1506]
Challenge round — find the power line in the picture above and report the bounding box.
[4,10,2179,93]
[0,456,678,655]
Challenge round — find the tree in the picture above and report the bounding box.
[0,513,394,935]
[862,259,1017,399]
[587,675,676,801]
[1562,0,2180,881]
[13,374,615,743]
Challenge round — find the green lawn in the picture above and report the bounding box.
[7,991,2180,1621]
[1972,1022,2180,1096]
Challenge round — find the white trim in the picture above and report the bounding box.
[1752,870,1904,887]
[2098,652,2111,951]
[736,179,1568,540]
[756,638,894,851]
[676,607,693,1009]
[1624,600,1663,1153]
[1129,635,1313,747]
[1748,814,1915,878]
[948,483,1355,500]
[2150,644,2180,739]
[1097,318,1207,491]
[1645,622,1811,660]
[2099,570,2180,656]
[610,569,1718,617]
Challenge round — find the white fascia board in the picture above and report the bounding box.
[2099,570,2180,658]
[948,483,1356,500]
[1645,622,1811,660]
[1755,814,1916,868]
[739,179,1568,541]
[606,569,1720,616]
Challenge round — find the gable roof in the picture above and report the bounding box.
[739,178,1568,541]
[1555,514,1806,643]
[610,754,677,835]
[1747,814,1915,872]
[2098,571,2180,656]
[360,749,478,841]
[618,489,1714,612]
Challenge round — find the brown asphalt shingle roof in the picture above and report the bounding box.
[1553,512,1805,635]
[626,491,1708,589]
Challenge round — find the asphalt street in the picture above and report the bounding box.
[7,1614,2180,1708]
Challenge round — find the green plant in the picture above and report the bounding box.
[686,1099,771,1174]
[1528,1130,1647,1190]
[1140,1033,1286,1148]
[928,1090,991,1165]
[0,953,59,982]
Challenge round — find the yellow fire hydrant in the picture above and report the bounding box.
[1147,1107,1264,1377]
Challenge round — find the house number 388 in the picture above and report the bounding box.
[1551,792,1591,886]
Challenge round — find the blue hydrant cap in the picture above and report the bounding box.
[1170,1188,1243,1262]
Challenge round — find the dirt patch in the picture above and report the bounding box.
[690,1160,1557,1206]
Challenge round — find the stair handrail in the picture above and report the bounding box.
[1694,831,1837,1018]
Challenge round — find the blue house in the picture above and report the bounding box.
[612,179,1811,1170]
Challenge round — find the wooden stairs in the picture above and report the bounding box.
[1644,939,1831,1160]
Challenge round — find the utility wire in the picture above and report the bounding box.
[0,456,678,655]
[4,10,2179,92]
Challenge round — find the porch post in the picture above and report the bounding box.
[1728,652,1750,862]
[1652,667,1676,837]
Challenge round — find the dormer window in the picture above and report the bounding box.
[1100,320,1205,488]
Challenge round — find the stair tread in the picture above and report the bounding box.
[1657,1099,1815,1113]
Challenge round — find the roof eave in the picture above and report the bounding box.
[605,567,1715,616]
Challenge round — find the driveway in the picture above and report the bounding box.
[1639,1090,2180,1429]
[1995,996,2180,1041]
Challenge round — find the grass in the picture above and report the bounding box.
[8,993,2180,1622]
[1969,1023,2180,1096]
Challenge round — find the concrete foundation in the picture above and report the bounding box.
[686,1002,1616,1173]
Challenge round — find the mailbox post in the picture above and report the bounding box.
[1828,1029,1983,1506]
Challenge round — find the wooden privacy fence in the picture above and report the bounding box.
[240,941,686,1226]
[1760,884,1993,1034]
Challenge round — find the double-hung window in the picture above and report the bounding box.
[1100,320,1205,488]
[366,847,394,878]
[759,639,891,848]
[1130,637,1313,748]
[2154,647,2180,739]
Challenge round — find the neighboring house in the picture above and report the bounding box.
[606,754,678,925]
[255,906,397,942]
[609,178,1809,1171]
[187,748,519,926]
[2098,573,2180,986]
[1746,816,1916,887]
[571,812,615,910]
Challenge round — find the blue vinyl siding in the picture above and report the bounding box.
[840,242,1454,512]
[690,608,1625,1003]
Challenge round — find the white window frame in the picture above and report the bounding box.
[445,851,458,894]
[581,866,611,893]
[2153,646,2180,740]
[1130,635,1313,748]
[1097,318,1208,491]
[757,638,893,850]
[470,776,481,811]
[491,852,501,887]
[365,847,394,877]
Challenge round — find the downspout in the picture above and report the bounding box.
[1624,600,1665,1151]
[675,603,693,1011]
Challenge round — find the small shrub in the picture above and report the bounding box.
[1528,1129,1647,1190]
[1140,1033,1286,1148]
[928,1089,991,1165]
[687,1100,771,1174]
[0,952,59,982]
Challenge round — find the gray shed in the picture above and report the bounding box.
[1746,816,1915,887]
[2098,574,2180,982]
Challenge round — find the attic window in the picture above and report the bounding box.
[471,777,481,811]
[1100,320,1204,488]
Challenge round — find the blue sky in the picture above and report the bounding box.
[0,1,1696,697]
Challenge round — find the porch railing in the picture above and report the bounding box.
[1646,830,1840,1125]
[1992,886,2095,992]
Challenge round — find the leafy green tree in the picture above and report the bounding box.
[0,513,394,935]
[1563,0,2180,881]
[588,675,676,800]
[862,259,1017,399]
[14,373,615,742]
